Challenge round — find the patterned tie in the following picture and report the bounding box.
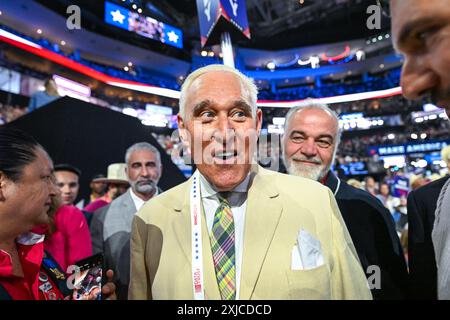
[210,194,236,300]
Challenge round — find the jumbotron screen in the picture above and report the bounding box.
[104,1,183,49]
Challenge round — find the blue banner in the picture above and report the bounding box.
[393,175,409,198]
[105,2,130,31]
[196,0,221,46]
[163,24,183,49]
[368,140,450,156]
[220,0,250,38]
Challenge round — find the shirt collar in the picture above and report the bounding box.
[130,188,158,210]
[0,232,45,278]
[199,171,251,199]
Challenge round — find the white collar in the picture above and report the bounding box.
[130,188,158,208]
[16,232,45,245]
[198,171,251,199]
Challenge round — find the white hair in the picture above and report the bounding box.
[282,101,342,180]
[179,64,258,119]
[125,142,161,166]
[283,101,342,149]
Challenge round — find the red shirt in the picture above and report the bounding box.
[0,233,66,300]
[44,205,92,273]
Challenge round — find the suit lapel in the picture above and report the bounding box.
[239,167,282,300]
[172,174,221,300]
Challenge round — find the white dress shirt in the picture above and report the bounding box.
[130,188,159,212]
[199,173,251,300]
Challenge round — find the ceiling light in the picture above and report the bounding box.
[36,29,42,34]
[267,61,276,70]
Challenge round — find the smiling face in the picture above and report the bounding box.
[55,170,79,205]
[391,0,450,116]
[178,71,262,191]
[0,147,57,235]
[283,108,338,181]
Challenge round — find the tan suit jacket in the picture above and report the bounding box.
[129,166,372,300]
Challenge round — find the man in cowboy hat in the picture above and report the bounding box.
[90,142,163,300]
[84,163,130,213]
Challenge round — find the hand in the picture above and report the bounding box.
[102,269,117,300]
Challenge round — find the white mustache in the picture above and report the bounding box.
[291,156,322,165]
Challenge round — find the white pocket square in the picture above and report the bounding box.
[291,229,325,270]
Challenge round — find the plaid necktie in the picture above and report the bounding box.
[210,194,236,300]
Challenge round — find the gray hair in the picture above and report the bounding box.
[283,101,342,148]
[125,142,161,166]
[179,64,258,119]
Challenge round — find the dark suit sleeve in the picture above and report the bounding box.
[407,190,437,299]
[90,207,106,255]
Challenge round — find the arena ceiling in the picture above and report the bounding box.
[37,0,391,51]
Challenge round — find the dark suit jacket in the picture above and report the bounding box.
[90,190,137,300]
[325,172,408,299]
[407,175,449,300]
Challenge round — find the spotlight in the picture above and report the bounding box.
[137,8,142,13]
[60,40,66,46]
[128,62,133,67]
[132,4,137,9]
[124,66,129,71]
[208,51,215,57]
[200,50,207,57]
[310,56,320,69]
[267,61,276,70]
[356,50,365,61]
[36,29,42,34]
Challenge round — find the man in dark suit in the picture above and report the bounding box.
[391,0,450,299]
[407,175,449,299]
[90,142,162,299]
[282,102,408,299]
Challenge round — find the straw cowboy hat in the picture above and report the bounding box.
[93,163,129,185]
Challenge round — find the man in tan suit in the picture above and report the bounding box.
[129,64,371,300]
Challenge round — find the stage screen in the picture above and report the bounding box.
[104,1,183,49]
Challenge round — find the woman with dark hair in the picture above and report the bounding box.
[0,127,116,300]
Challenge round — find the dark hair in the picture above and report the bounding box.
[54,163,81,177]
[0,127,41,181]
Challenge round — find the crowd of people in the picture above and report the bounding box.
[0,24,181,91]
[1,0,450,301]
[258,68,401,101]
[0,102,27,125]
